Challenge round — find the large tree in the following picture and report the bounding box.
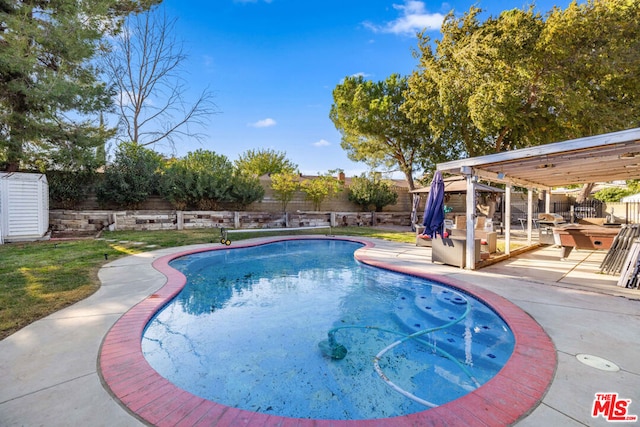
[104,5,218,151]
[330,74,446,190]
[540,0,640,139]
[404,11,488,158]
[0,0,160,171]
[406,0,640,158]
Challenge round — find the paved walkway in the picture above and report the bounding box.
[1,238,639,426]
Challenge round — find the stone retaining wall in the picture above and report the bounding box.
[49,210,413,234]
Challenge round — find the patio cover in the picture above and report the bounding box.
[435,127,640,269]
[436,127,640,190]
[411,177,504,194]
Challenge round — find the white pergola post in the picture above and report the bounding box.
[527,189,533,245]
[465,174,477,270]
[545,190,551,214]
[505,183,512,255]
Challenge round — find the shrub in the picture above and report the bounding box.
[593,187,633,203]
[96,142,163,208]
[159,150,234,210]
[48,170,98,209]
[36,141,104,209]
[270,171,300,211]
[158,158,192,210]
[300,172,343,211]
[235,148,297,176]
[348,174,398,212]
[229,173,265,209]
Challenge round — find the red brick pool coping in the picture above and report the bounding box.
[99,236,556,426]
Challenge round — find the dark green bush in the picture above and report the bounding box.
[48,170,98,209]
[229,173,265,209]
[159,150,234,210]
[96,142,163,208]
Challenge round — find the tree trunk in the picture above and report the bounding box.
[575,183,595,203]
[4,91,28,172]
[404,172,416,191]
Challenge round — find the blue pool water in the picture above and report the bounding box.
[142,239,514,420]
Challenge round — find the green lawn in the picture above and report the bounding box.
[0,227,415,340]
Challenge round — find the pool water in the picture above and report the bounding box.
[142,240,514,420]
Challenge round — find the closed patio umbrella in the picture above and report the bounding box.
[421,171,445,239]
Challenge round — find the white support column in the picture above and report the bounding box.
[545,190,551,214]
[505,183,512,255]
[527,189,533,245]
[466,175,477,270]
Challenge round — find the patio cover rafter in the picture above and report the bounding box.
[436,128,640,190]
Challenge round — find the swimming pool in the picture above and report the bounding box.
[99,236,556,426]
[141,240,514,420]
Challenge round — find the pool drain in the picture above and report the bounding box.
[576,354,620,372]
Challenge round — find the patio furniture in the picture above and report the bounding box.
[415,224,431,247]
[416,233,432,247]
[553,224,621,259]
[450,228,497,253]
[518,217,539,230]
[431,236,481,268]
[538,213,566,245]
[450,215,497,253]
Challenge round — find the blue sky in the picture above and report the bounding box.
[155,0,575,177]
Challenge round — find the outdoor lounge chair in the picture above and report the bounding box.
[450,215,497,254]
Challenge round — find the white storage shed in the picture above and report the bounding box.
[0,172,49,243]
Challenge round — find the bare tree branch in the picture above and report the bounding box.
[104,5,219,151]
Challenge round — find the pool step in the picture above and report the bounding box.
[391,289,513,369]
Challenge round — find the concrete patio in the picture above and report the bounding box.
[1,237,639,426]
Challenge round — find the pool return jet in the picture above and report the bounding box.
[318,291,480,408]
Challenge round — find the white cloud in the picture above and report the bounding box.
[201,54,217,74]
[364,1,444,36]
[249,118,277,128]
[203,55,214,68]
[116,90,154,107]
[339,72,371,84]
[116,90,132,107]
[313,139,331,147]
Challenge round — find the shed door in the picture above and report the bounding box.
[6,179,41,236]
